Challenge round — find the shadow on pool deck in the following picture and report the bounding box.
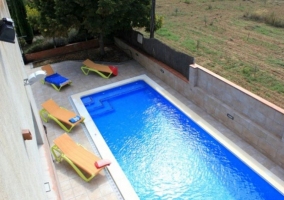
[25,59,284,200]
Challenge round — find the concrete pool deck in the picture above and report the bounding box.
[25,59,284,199]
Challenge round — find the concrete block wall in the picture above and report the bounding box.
[190,64,284,167]
[115,37,284,168]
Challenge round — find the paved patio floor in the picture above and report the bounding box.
[25,59,284,200]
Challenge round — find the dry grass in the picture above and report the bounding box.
[137,0,284,109]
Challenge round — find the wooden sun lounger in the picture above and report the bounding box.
[81,59,118,78]
[51,133,110,182]
[41,65,72,91]
[42,64,57,76]
[39,99,84,132]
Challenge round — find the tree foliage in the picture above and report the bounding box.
[145,15,163,33]
[32,0,69,37]
[28,0,160,55]
[7,0,34,44]
[25,4,41,34]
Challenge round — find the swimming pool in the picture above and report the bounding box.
[71,75,284,200]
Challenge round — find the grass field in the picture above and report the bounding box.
[137,0,284,109]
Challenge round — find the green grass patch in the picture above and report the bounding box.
[231,18,254,28]
[232,18,284,38]
[179,35,223,55]
[254,25,283,39]
[156,28,180,41]
[239,23,284,39]
[256,72,284,93]
[181,38,197,52]
[240,66,284,93]
[188,26,226,42]
[267,58,284,67]
[206,24,225,34]
[201,46,219,56]
[196,0,209,3]
[172,8,188,16]
[241,66,258,79]
[254,25,274,36]
[223,60,245,70]
[200,35,215,44]
[245,37,279,51]
[184,0,191,4]
[235,3,246,11]
[187,28,205,36]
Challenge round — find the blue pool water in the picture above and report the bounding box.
[82,80,284,200]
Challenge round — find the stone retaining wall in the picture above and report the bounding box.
[24,39,99,63]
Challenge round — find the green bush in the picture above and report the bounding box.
[26,5,40,34]
[23,39,54,54]
[145,15,164,32]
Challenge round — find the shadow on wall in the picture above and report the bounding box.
[117,30,194,80]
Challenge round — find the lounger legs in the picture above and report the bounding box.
[51,84,63,92]
[45,114,75,133]
[81,66,112,78]
[51,81,72,91]
[39,109,85,133]
[51,145,64,162]
[41,80,72,92]
[81,66,91,75]
[51,144,96,182]
[39,109,49,123]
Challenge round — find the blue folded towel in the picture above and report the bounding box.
[69,116,81,123]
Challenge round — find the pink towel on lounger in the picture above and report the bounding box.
[95,159,111,169]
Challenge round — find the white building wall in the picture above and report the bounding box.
[0,1,47,199]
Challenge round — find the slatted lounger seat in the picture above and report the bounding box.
[51,133,111,182]
[81,59,118,78]
[39,99,84,132]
